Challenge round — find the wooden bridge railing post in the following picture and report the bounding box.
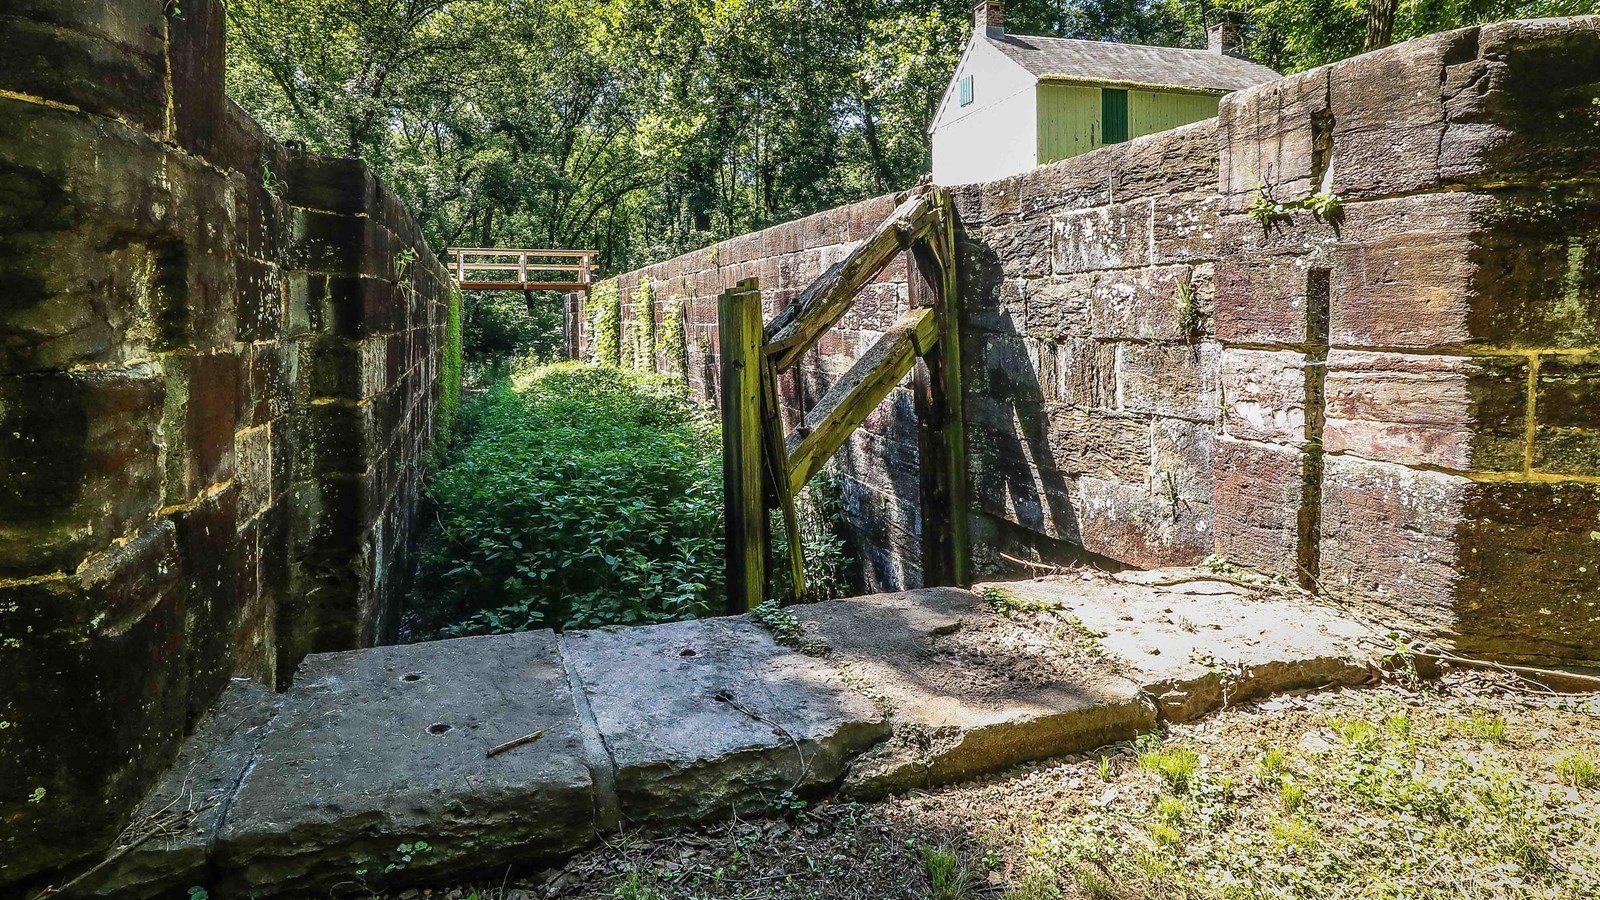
[720,277,767,614]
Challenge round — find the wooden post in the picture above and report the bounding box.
[456,249,465,284]
[720,277,766,614]
[934,189,971,587]
[909,242,954,587]
[518,252,527,285]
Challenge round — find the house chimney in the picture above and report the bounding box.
[1207,18,1241,56]
[974,1,1004,37]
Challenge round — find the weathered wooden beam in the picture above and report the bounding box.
[763,190,936,373]
[759,358,806,600]
[785,306,941,493]
[931,188,971,586]
[720,278,767,614]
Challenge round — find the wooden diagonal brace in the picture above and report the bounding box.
[784,307,941,492]
[763,189,936,373]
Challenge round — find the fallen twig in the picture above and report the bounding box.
[486,730,544,758]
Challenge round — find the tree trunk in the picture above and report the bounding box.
[1364,0,1398,52]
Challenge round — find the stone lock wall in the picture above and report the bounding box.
[579,17,1600,666]
[0,0,454,887]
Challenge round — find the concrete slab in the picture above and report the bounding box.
[977,570,1387,722]
[790,588,1156,798]
[561,617,889,824]
[214,630,597,898]
[69,679,278,899]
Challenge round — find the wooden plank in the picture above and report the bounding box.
[785,307,940,492]
[459,263,587,273]
[720,278,767,614]
[447,248,599,257]
[460,281,587,292]
[763,189,935,373]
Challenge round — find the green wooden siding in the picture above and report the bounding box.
[1037,83,1101,164]
[1128,89,1221,136]
[1037,84,1223,165]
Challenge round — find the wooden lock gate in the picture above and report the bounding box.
[719,182,969,613]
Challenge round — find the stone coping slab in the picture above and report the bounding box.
[561,617,889,824]
[975,570,1388,721]
[214,631,597,898]
[69,576,1389,898]
[789,588,1155,797]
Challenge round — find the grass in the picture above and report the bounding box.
[1136,744,1200,794]
[1556,752,1598,788]
[921,845,979,900]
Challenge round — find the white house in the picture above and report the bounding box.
[931,1,1280,185]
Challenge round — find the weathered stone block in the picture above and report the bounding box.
[562,617,888,822]
[0,11,168,134]
[1118,341,1220,422]
[1089,265,1200,341]
[0,521,187,885]
[1152,193,1220,264]
[1048,338,1117,409]
[1533,353,1600,475]
[1221,348,1307,446]
[174,484,242,724]
[1212,437,1304,580]
[160,351,240,505]
[168,0,227,159]
[0,365,164,575]
[1051,200,1153,274]
[1075,473,1213,569]
[217,632,596,897]
[1442,17,1600,186]
[1218,67,1330,211]
[1111,119,1219,199]
[1047,406,1151,482]
[1319,455,1600,663]
[1325,351,1527,471]
[1017,274,1087,339]
[1327,29,1479,198]
[1153,417,1216,504]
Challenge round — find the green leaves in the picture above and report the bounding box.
[410,362,724,637]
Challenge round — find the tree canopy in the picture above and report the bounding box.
[224,0,1596,275]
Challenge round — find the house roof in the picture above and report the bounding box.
[985,33,1280,93]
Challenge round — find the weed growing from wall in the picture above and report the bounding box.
[591,281,621,366]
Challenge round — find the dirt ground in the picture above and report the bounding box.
[389,669,1600,900]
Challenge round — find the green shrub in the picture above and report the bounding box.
[408,361,857,639]
[410,362,724,636]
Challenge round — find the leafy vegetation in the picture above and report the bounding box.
[407,361,853,638]
[409,362,725,636]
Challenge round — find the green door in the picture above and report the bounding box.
[1101,88,1128,145]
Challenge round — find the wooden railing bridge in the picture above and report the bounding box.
[446,247,598,292]
[720,182,969,613]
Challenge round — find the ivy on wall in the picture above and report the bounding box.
[660,295,688,384]
[630,280,656,372]
[591,281,621,367]
[440,287,464,433]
